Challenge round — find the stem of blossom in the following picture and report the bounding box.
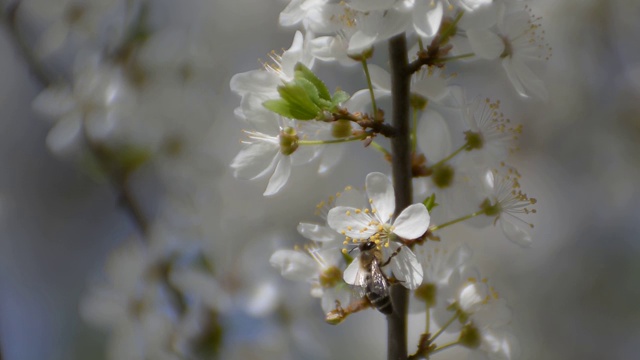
[370,141,391,157]
[298,134,367,145]
[411,108,419,153]
[361,58,379,118]
[430,312,459,343]
[429,340,460,355]
[430,143,467,169]
[426,304,431,334]
[388,33,412,360]
[434,53,475,64]
[81,125,150,235]
[429,210,486,232]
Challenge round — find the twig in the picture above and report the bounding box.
[387,32,412,360]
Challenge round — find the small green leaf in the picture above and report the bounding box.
[263,98,316,120]
[331,90,350,108]
[422,193,439,212]
[293,77,321,107]
[276,81,321,120]
[294,62,331,101]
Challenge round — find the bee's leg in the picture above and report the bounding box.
[381,245,404,267]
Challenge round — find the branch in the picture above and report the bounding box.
[387,33,412,360]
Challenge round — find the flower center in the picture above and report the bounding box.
[279,127,299,155]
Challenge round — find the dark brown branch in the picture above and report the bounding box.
[387,33,412,360]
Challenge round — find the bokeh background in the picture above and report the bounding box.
[1,0,639,359]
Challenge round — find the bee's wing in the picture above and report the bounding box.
[369,260,390,297]
[343,255,368,298]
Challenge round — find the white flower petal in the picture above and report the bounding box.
[317,143,344,174]
[36,21,69,57]
[342,256,361,285]
[368,64,391,91]
[392,203,430,240]
[499,216,532,247]
[388,243,423,289]
[344,88,391,113]
[507,57,548,101]
[327,206,378,239]
[32,87,75,119]
[349,0,396,11]
[264,155,292,196]
[297,223,337,242]
[501,57,527,98]
[467,28,504,60]
[347,30,377,54]
[46,115,83,157]
[366,172,395,224]
[229,70,278,97]
[417,109,452,163]
[230,141,279,180]
[413,1,443,38]
[270,249,317,281]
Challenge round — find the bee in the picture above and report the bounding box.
[349,241,403,315]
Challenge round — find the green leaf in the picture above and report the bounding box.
[422,193,439,212]
[331,90,350,108]
[294,62,331,101]
[263,99,316,120]
[275,81,321,120]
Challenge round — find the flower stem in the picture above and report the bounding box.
[429,210,486,232]
[387,32,412,360]
[430,312,459,343]
[370,141,391,157]
[298,134,367,145]
[430,340,460,355]
[434,53,475,63]
[426,304,431,334]
[430,143,467,168]
[361,58,379,118]
[411,107,418,153]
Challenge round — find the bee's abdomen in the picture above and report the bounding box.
[366,286,393,314]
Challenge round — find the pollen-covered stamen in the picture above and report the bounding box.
[466,99,522,154]
[480,168,537,228]
[500,5,552,61]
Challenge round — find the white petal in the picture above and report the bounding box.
[317,143,344,174]
[392,203,430,239]
[459,282,487,312]
[264,155,291,196]
[501,57,527,98]
[508,57,548,101]
[467,28,504,60]
[368,64,391,91]
[413,1,443,38]
[269,249,317,281]
[46,115,83,157]
[229,70,278,96]
[297,223,337,242]
[347,30,377,54]
[458,1,499,30]
[342,256,362,286]
[388,243,423,289]
[32,87,75,119]
[366,172,395,224]
[245,281,280,317]
[327,206,378,239]
[349,0,396,11]
[344,88,390,113]
[230,142,278,180]
[36,21,69,57]
[279,0,307,26]
[417,109,451,163]
[499,216,532,247]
